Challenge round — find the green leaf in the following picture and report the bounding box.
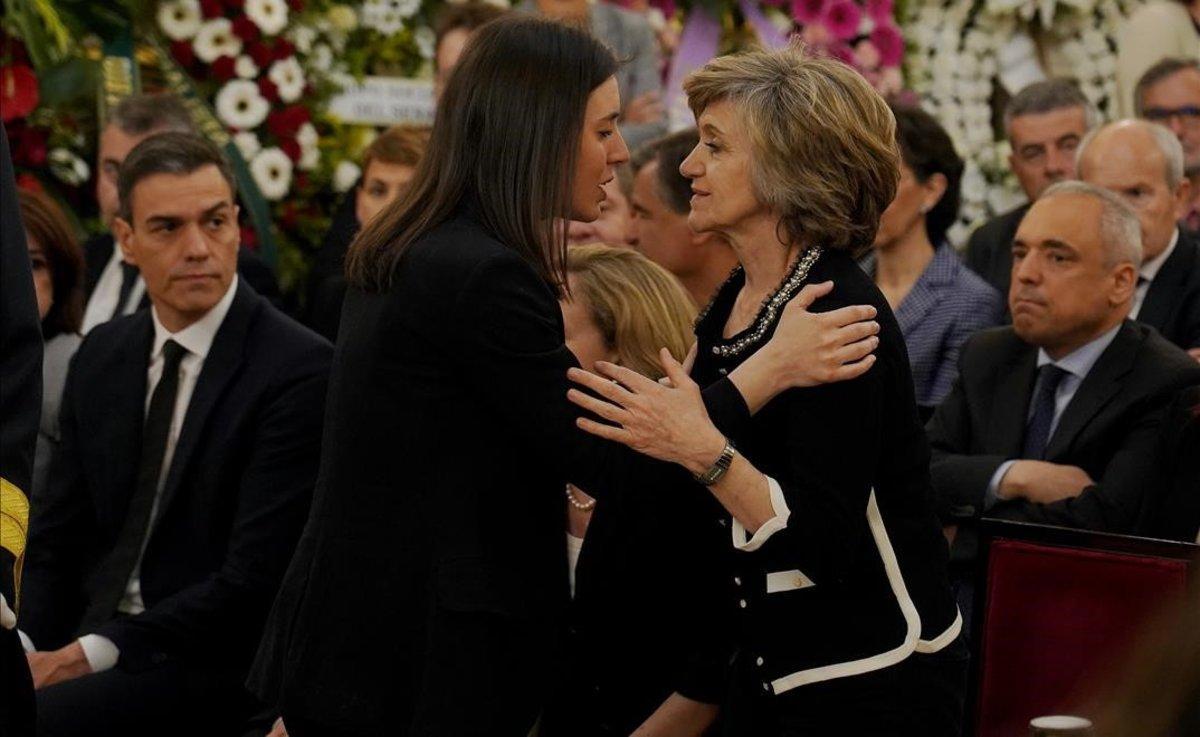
[37,57,99,107]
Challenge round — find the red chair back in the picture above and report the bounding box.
[973,521,1196,737]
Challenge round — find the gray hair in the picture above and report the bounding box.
[1004,79,1100,137]
[109,94,196,137]
[1040,180,1142,267]
[117,132,237,221]
[1076,119,1185,189]
[1133,57,1200,116]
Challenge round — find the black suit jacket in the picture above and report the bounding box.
[1139,385,1200,542]
[248,208,751,733]
[927,321,1200,547]
[964,203,1029,318]
[20,281,331,674]
[83,232,283,309]
[1139,230,1200,351]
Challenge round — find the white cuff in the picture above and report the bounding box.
[18,630,35,653]
[985,460,1018,511]
[78,634,120,673]
[0,593,15,630]
[732,476,791,552]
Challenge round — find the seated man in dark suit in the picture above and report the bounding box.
[18,133,332,736]
[965,80,1096,310]
[1137,385,1200,542]
[82,94,279,333]
[1077,119,1200,360]
[929,181,1200,552]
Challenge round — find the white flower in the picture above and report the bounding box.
[193,19,243,64]
[333,160,361,192]
[326,4,359,31]
[251,148,294,201]
[414,26,436,60]
[215,80,270,129]
[393,0,420,19]
[269,57,306,103]
[296,122,319,148]
[299,143,320,171]
[157,0,202,41]
[235,55,259,80]
[245,0,289,36]
[48,148,90,186]
[233,131,262,161]
[290,25,317,54]
[482,0,509,7]
[309,43,334,72]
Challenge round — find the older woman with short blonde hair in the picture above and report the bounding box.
[568,45,966,735]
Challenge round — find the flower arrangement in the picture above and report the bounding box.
[902,0,1146,245]
[786,0,905,96]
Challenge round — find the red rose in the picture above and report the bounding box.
[287,0,304,11]
[247,41,274,68]
[280,138,302,163]
[295,172,310,190]
[15,172,44,194]
[267,105,310,139]
[0,65,39,122]
[232,15,260,43]
[10,125,48,167]
[171,40,196,68]
[258,77,280,102]
[200,0,224,19]
[240,225,259,250]
[273,39,296,61]
[211,55,237,81]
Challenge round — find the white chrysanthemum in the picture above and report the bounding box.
[251,148,294,201]
[235,55,259,80]
[290,25,317,54]
[194,19,243,64]
[268,57,306,103]
[48,148,90,186]
[215,80,270,129]
[296,122,319,148]
[414,26,436,60]
[327,4,359,31]
[393,0,420,19]
[157,0,202,41]
[308,43,334,72]
[333,160,361,193]
[299,143,320,171]
[246,0,289,36]
[233,131,262,161]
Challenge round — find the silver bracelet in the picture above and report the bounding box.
[694,439,737,486]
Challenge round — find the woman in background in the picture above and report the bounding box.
[547,244,725,737]
[866,104,1003,416]
[17,190,85,505]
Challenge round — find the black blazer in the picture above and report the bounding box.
[1138,385,1200,542]
[689,249,961,702]
[19,282,331,673]
[83,232,283,309]
[248,210,750,734]
[927,321,1200,545]
[1139,230,1200,351]
[964,203,1029,317]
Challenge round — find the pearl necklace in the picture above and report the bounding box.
[696,245,825,359]
[565,485,596,512]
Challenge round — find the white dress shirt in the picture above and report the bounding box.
[987,323,1123,505]
[1131,229,1178,320]
[80,248,147,334]
[76,276,239,672]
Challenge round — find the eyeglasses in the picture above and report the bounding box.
[1143,105,1200,128]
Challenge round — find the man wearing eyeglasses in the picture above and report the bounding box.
[1136,58,1200,233]
[964,80,1097,316]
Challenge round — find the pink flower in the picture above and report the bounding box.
[866,0,893,23]
[828,42,856,67]
[821,0,863,41]
[870,22,904,67]
[791,0,828,24]
[800,21,832,47]
[854,39,881,69]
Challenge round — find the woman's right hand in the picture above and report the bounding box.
[727,281,879,413]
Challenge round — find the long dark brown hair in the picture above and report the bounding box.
[346,16,618,293]
[17,189,85,339]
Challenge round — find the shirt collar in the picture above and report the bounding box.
[150,275,239,363]
[1036,321,1122,379]
[1140,228,1179,284]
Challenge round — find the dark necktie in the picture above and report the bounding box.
[111,262,140,320]
[81,340,188,628]
[1022,364,1070,460]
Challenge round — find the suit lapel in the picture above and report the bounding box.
[155,284,258,517]
[107,317,153,519]
[1044,323,1141,460]
[987,342,1037,458]
[1138,236,1195,332]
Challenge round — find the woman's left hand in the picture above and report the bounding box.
[567,348,726,475]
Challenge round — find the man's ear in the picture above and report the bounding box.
[112,217,138,267]
[1110,261,1138,307]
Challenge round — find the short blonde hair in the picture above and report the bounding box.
[683,44,899,252]
[566,244,696,380]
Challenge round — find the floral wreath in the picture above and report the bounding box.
[902,0,1147,245]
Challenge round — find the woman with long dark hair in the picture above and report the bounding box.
[249,17,883,736]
